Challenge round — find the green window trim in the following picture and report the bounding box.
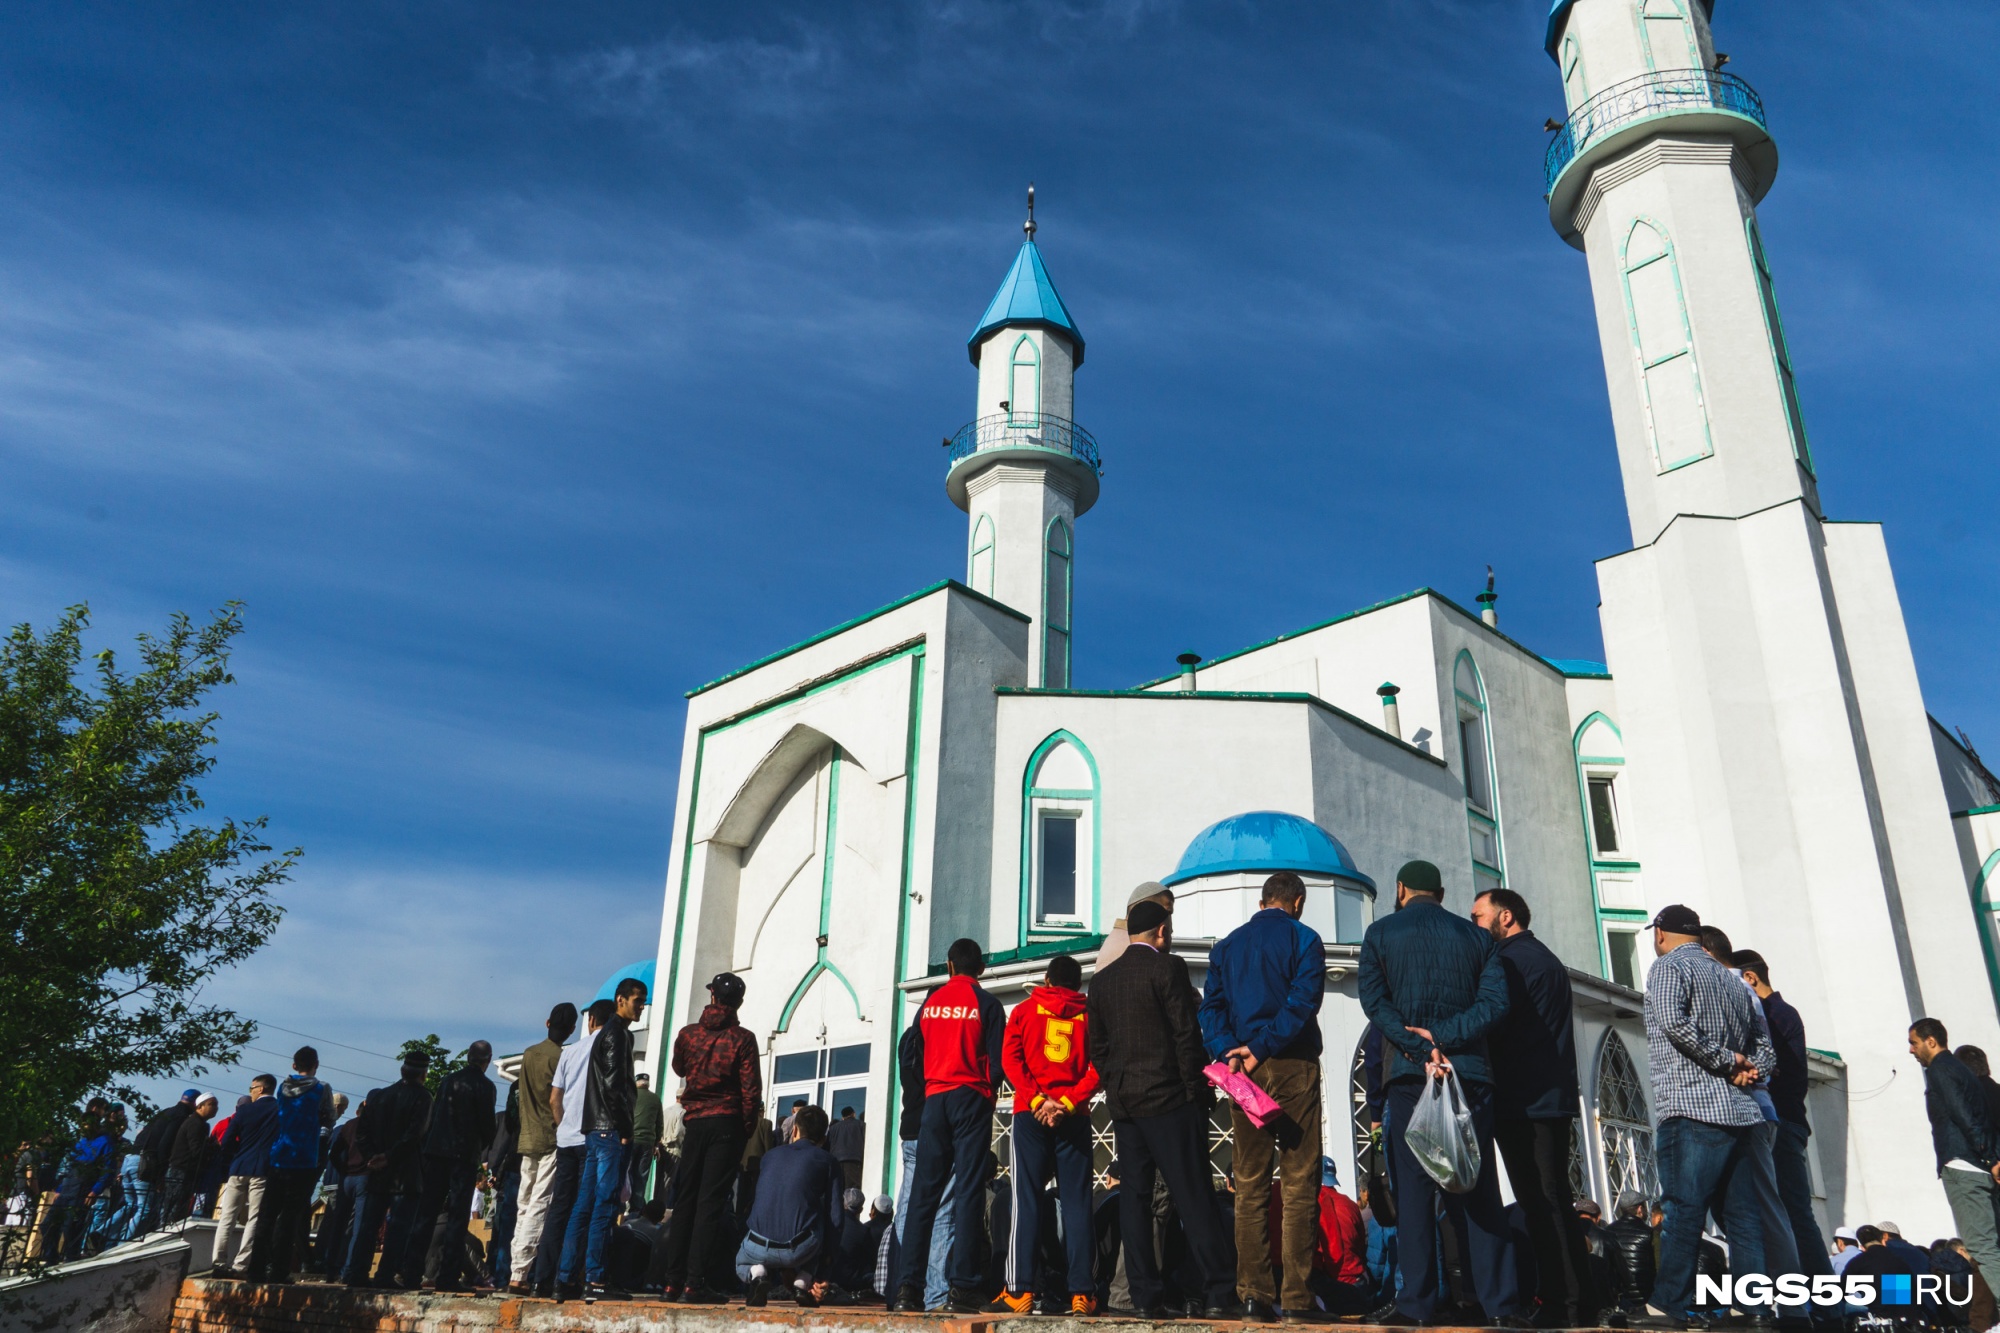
[1620,217,1715,473]
[1974,849,2000,1026]
[1746,218,1814,474]
[1009,334,1041,424]
[1018,729,1102,948]
[1042,516,1072,689]
[1572,710,1646,979]
[1455,650,1505,884]
[969,513,996,597]
[774,745,864,1034]
[1636,0,1699,73]
[1562,32,1588,111]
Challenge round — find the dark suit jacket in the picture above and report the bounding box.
[1356,897,1510,1087]
[1086,941,1211,1120]
[1488,930,1578,1120]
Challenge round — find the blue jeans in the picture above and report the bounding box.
[893,1137,955,1307]
[1769,1121,1830,1277]
[489,1163,521,1287]
[560,1131,627,1286]
[737,1227,826,1283]
[1654,1117,1759,1316]
[899,1088,991,1297]
[1725,1121,1798,1286]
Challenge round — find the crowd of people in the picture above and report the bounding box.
[8,859,2000,1331]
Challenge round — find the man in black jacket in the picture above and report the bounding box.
[560,976,644,1300]
[1733,950,1832,1285]
[161,1095,218,1225]
[131,1091,199,1235]
[1474,888,1589,1328]
[1909,1018,2000,1293]
[397,1041,496,1291]
[341,1053,433,1286]
[1086,897,1238,1318]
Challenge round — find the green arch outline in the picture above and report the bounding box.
[1018,728,1102,948]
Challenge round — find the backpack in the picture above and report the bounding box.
[269,1076,328,1170]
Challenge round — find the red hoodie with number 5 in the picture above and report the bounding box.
[1002,983,1100,1114]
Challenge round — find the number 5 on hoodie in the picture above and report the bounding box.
[1003,981,1101,1115]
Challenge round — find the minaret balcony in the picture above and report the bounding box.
[1545,68,1776,247]
[944,412,1102,514]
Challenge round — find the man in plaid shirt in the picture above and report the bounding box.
[1633,905,1776,1330]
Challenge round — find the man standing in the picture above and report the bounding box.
[890,1013,955,1308]
[662,971,761,1302]
[1356,860,1525,1328]
[1697,929,1797,1290]
[1630,904,1773,1331]
[161,1095,218,1226]
[130,1090,200,1237]
[562,978,644,1301]
[1199,871,1326,1324]
[534,1002,604,1297]
[1733,950,1832,1285]
[341,1052,433,1287]
[826,1107,866,1192]
[400,1041,496,1292]
[994,953,1101,1317]
[507,1002,576,1295]
[1908,1018,2000,1292]
[1087,901,1238,1319]
[894,938,1010,1316]
[212,1075,281,1278]
[1473,887,1591,1329]
[248,1048,338,1282]
[631,1074,665,1204]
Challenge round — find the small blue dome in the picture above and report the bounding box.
[968,240,1084,366]
[592,959,655,1004]
[1163,811,1376,891]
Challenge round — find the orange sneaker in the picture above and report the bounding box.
[984,1291,1035,1315]
[1070,1294,1099,1317]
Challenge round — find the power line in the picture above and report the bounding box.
[238,1045,397,1088]
[251,1021,402,1064]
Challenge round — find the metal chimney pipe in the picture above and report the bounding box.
[1176,652,1202,693]
[1377,682,1402,738]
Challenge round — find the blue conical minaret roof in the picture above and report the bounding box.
[967,239,1084,366]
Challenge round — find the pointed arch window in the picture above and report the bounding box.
[1010,335,1041,426]
[1562,33,1588,111]
[1575,712,1648,984]
[1020,730,1100,942]
[1043,517,1071,688]
[1637,0,1699,73]
[969,514,996,597]
[1592,1032,1658,1204]
[1747,219,1813,474]
[1621,218,1714,472]
[1454,651,1504,890]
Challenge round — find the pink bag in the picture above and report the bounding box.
[1204,1061,1282,1127]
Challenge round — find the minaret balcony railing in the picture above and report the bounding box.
[1544,68,1766,196]
[946,413,1102,476]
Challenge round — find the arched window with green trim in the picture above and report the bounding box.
[1454,651,1504,891]
[1043,517,1071,688]
[1622,217,1714,472]
[969,513,996,597]
[1975,849,2000,1024]
[1562,33,1588,111]
[1575,711,1648,987]
[1020,730,1100,943]
[1746,218,1813,474]
[1010,335,1041,425]
[1637,0,1698,72]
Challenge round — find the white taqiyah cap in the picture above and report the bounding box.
[1833,1227,1858,1242]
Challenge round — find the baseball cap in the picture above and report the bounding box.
[708,971,746,1007]
[180,1088,201,1102]
[1650,904,1702,935]
[1395,860,1443,896]
[1320,1156,1340,1188]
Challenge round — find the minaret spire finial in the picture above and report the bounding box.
[1024,182,1036,242]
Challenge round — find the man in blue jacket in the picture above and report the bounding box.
[1356,860,1527,1328]
[1200,870,1326,1323]
[212,1074,281,1278]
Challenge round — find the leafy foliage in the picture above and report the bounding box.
[0,604,295,1150]
[396,1034,466,1096]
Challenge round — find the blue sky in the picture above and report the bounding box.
[4,2,1994,1105]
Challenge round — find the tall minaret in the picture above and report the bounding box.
[1545,0,1997,1233]
[946,187,1099,688]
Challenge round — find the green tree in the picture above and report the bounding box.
[396,1034,466,1096]
[0,604,295,1150]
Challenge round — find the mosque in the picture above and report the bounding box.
[636,0,2000,1241]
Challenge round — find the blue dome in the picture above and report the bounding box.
[968,240,1084,365]
[592,958,655,1004]
[1163,811,1376,891]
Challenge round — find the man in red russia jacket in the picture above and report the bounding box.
[892,938,1006,1314]
[661,972,762,1302]
[992,953,1101,1317]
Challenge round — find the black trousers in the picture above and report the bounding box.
[1494,1117,1593,1321]
[160,1168,194,1226]
[399,1155,478,1287]
[1386,1078,1521,1323]
[530,1146,585,1290]
[661,1117,747,1290]
[245,1166,321,1280]
[1112,1100,1234,1309]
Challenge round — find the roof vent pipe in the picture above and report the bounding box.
[1377,682,1402,739]
[1176,652,1202,693]
[1478,566,1499,628]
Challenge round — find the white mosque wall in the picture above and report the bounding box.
[975,326,1076,426]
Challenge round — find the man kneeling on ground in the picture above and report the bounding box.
[737,1104,844,1307]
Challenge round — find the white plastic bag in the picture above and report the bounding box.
[1404,1068,1482,1193]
